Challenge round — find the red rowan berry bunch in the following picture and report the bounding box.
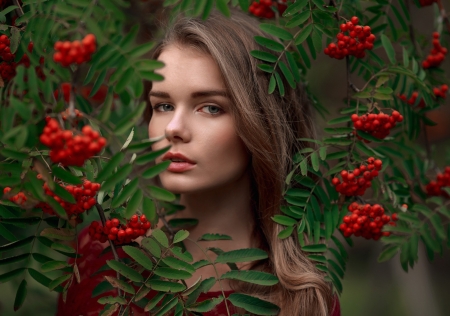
[249,0,287,19]
[398,84,448,108]
[324,16,375,59]
[331,157,382,196]
[422,32,447,69]
[351,111,403,142]
[425,167,450,197]
[89,215,151,245]
[53,34,96,67]
[39,117,106,167]
[3,187,28,205]
[37,179,100,216]
[339,202,398,240]
[432,84,448,99]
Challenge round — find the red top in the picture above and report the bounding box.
[57,227,340,316]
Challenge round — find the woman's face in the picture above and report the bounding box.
[148,44,250,194]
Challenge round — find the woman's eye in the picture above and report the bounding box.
[154,104,174,112]
[201,105,223,115]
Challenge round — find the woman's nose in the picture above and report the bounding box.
[164,109,191,143]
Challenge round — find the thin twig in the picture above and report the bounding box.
[12,0,24,17]
[95,203,123,297]
[436,0,450,35]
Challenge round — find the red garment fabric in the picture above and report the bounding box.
[56,226,340,316]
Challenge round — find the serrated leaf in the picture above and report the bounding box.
[142,161,171,179]
[285,10,310,28]
[14,279,27,311]
[381,34,396,64]
[147,280,186,293]
[148,185,176,202]
[279,60,295,89]
[41,260,71,272]
[187,296,223,312]
[106,260,143,282]
[260,23,293,41]
[104,276,135,294]
[122,246,153,270]
[250,50,278,63]
[173,230,189,243]
[197,233,232,241]
[40,228,75,241]
[154,267,193,280]
[278,225,295,239]
[125,190,142,219]
[0,236,34,253]
[111,178,139,208]
[215,248,268,263]
[49,274,71,291]
[96,152,125,183]
[51,166,82,185]
[221,270,278,286]
[151,229,169,248]
[228,293,280,315]
[254,36,284,52]
[142,237,161,258]
[378,245,399,262]
[301,244,327,252]
[135,146,171,165]
[101,163,133,192]
[272,215,297,226]
[97,295,127,305]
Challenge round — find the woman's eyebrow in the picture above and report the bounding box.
[148,90,229,99]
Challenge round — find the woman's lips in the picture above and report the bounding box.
[167,161,196,172]
[162,152,196,172]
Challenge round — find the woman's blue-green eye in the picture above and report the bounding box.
[203,105,222,115]
[155,104,174,111]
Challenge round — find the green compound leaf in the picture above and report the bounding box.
[259,23,293,41]
[215,248,268,263]
[142,161,171,179]
[198,233,232,241]
[227,293,280,315]
[381,34,396,64]
[106,260,143,282]
[154,267,193,280]
[301,244,327,252]
[14,279,27,311]
[104,276,135,294]
[135,146,171,165]
[148,185,176,202]
[187,296,223,312]
[122,246,153,270]
[250,50,278,63]
[254,36,284,52]
[221,270,279,286]
[378,245,399,262]
[173,230,189,243]
[147,280,186,293]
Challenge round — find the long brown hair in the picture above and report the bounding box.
[147,8,334,316]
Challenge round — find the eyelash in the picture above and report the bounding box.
[152,103,224,116]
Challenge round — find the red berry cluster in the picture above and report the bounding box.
[324,17,375,59]
[37,179,100,216]
[3,187,28,205]
[249,0,287,19]
[432,84,448,99]
[422,32,447,69]
[0,37,46,83]
[426,167,450,197]
[331,157,382,196]
[398,84,448,108]
[53,34,96,67]
[39,117,106,167]
[88,215,151,245]
[339,202,399,240]
[351,111,403,142]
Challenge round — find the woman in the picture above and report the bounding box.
[147,7,338,316]
[58,8,339,316]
